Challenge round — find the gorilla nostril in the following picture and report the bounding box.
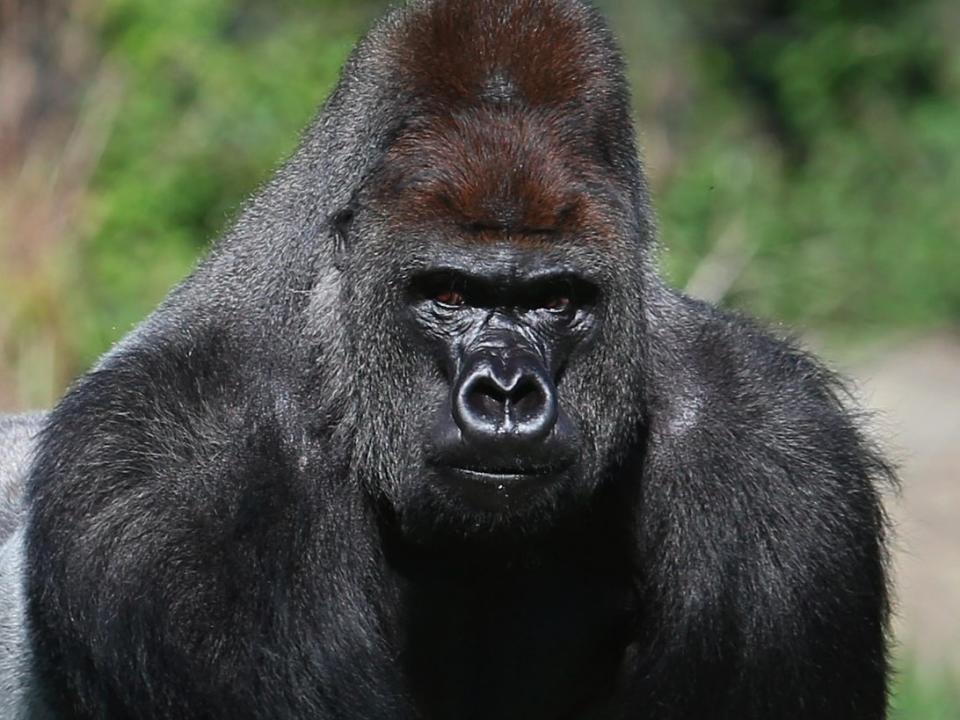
[454,372,505,436]
[471,377,508,422]
[511,374,557,441]
[509,378,545,422]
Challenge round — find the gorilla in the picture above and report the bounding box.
[0,0,892,718]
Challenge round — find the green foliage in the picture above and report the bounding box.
[890,662,960,719]
[617,0,960,335]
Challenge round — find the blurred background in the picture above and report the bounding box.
[1,0,957,714]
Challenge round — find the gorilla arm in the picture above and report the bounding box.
[24,339,411,719]
[616,293,891,719]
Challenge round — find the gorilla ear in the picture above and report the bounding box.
[331,206,355,269]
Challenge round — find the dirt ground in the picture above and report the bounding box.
[847,331,960,674]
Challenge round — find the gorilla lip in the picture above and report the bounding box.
[439,465,561,511]
[445,465,558,480]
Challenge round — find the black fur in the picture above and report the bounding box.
[22,1,891,718]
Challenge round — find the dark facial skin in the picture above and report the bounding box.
[406,242,600,512]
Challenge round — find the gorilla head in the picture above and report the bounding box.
[331,0,650,537]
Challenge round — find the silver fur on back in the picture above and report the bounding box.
[0,414,43,540]
[0,413,46,719]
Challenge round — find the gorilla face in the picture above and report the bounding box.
[410,242,599,510]
[339,203,646,539]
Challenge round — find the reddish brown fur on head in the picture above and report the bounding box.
[390,0,619,112]
[369,0,631,239]
[376,107,604,234]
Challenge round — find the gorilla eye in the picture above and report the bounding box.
[543,296,572,312]
[433,290,466,308]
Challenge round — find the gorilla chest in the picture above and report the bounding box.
[397,571,634,720]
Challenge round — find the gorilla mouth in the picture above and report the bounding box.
[434,463,571,512]
[448,465,556,479]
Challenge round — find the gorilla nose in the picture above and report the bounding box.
[453,355,558,445]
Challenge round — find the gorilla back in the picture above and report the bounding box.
[20,0,892,718]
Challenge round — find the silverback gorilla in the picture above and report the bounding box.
[0,0,893,718]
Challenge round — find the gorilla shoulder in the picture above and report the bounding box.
[650,292,890,487]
